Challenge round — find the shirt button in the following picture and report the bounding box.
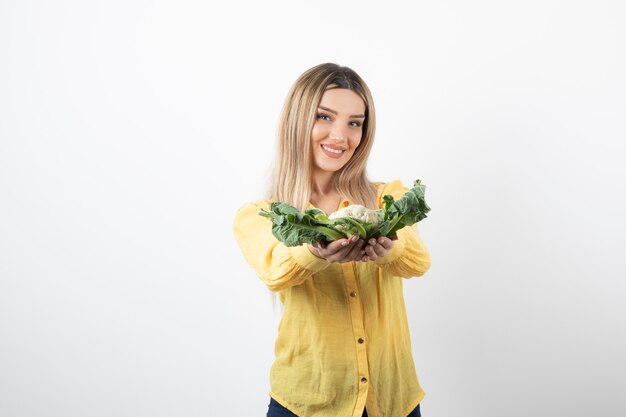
[350,291,357,297]
[361,377,368,383]
[358,338,364,344]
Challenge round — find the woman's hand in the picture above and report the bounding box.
[360,236,397,262]
[307,235,398,263]
[308,235,365,263]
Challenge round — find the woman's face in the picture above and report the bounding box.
[310,88,366,176]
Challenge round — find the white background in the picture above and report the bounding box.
[1,1,625,416]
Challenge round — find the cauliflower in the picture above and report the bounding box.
[258,179,429,246]
[329,204,382,225]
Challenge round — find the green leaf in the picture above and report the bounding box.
[329,217,368,239]
[257,179,430,246]
[258,203,346,246]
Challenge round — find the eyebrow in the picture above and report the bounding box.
[318,106,365,118]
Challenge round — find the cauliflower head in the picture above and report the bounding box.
[328,204,382,225]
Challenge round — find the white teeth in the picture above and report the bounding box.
[322,145,344,154]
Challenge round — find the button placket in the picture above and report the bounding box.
[341,263,370,416]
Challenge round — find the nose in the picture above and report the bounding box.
[329,124,348,142]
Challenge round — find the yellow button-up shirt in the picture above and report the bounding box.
[233,180,431,417]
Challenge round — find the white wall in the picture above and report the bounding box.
[1,1,625,416]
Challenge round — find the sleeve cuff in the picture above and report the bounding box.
[374,234,406,266]
[289,244,331,273]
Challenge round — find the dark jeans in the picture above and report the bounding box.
[267,397,422,417]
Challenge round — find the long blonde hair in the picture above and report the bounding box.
[269,63,378,211]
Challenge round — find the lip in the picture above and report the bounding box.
[320,144,345,159]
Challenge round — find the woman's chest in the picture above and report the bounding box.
[309,193,348,215]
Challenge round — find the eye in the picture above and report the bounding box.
[350,121,362,127]
[317,113,331,121]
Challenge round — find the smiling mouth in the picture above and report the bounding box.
[321,145,345,154]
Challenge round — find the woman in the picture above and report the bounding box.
[233,63,431,417]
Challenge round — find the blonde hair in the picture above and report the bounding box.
[269,63,378,211]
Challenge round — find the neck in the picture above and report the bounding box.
[311,170,336,197]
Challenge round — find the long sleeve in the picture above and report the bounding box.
[373,180,432,278]
[233,200,331,291]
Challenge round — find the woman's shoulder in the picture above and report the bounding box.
[373,179,410,203]
[234,199,272,219]
[237,198,271,208]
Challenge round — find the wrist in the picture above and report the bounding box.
[307,244,323,259]
[290,244,331,272]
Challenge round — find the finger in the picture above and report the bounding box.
[364,245,378,260]
[325,238,359,261]
[324,237,353,254]
[372,243,386,257]
[355,246,368,262]
[377,237,395,250]
[366,238,385,257]
[347,235,360,244]
[336,243,359,261]
[344,239,365,261]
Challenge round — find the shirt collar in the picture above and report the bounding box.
[306,198,351,212]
